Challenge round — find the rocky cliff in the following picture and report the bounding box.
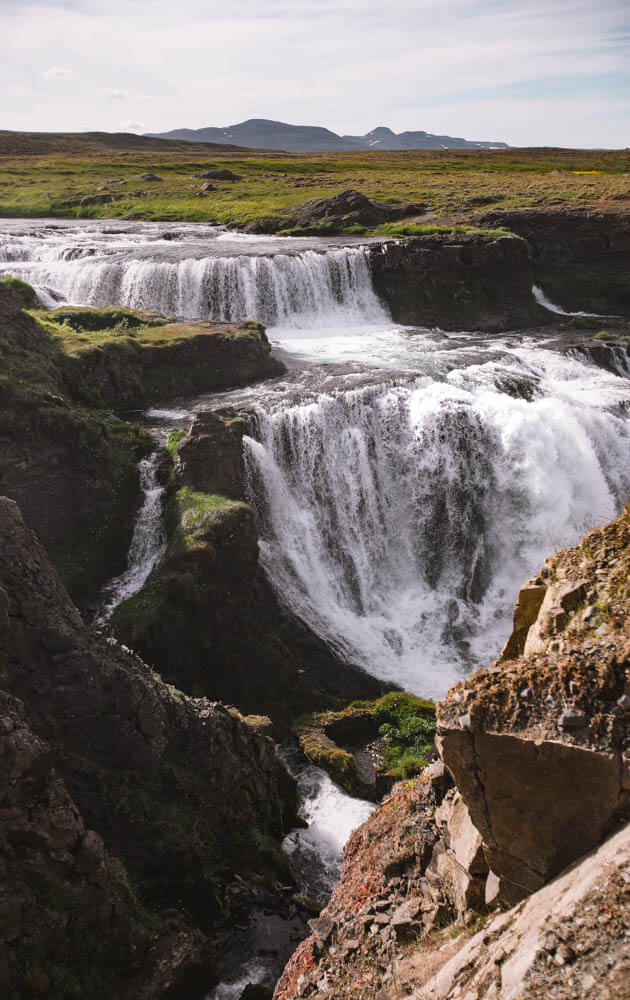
[478,208,630,317]
[368,234,549,331]
[0,494,298,997]
[0,285,284,608]
[272,506,630,999]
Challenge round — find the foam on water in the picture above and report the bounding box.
[244,348,630,697]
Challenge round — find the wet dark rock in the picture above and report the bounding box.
[369,234,549,332]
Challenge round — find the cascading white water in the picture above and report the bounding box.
[243,348,630,697]
[0,220,386,327]
[95,453,167,622]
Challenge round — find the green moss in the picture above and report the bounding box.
[594,330,615,341]
[166,427,187,460]
[300,692,437,787]
[2,274,38,307]
[176,486,240,542]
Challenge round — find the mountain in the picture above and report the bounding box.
[0,130,248,156]
[147,118,508,152]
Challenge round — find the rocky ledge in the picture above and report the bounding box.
[272,505,630,999]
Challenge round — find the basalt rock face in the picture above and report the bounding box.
[176,408,248,499]
[0,284,149,608]
[479,209,630,316]
[0,494,297,996]
[368,234,549,331]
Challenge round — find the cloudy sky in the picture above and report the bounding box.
[1,0,628,147]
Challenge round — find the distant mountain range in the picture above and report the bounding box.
[147,119,509,152]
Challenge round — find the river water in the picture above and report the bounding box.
[2,218,629,995]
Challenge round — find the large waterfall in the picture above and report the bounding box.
[3,219,630,700]
[243,348,630,696]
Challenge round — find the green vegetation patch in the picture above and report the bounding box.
[298,692,437,795]
[166,427,187,460]
[175,485,241,544]
[352,692,437,779]
[373,222,513,239]
[1,274,38,307]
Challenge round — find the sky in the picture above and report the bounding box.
[1,0,628,148]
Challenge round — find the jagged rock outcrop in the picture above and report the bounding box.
[438,506,630,905]
[398,823,630,999]
[0,494,298,996]
[111,419,387,728]
[368,234,550,331]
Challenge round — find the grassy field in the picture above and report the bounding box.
[0,143,628,229]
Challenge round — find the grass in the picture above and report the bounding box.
[1,274,39,307]
[31,306,168,353]
[298,692,437,793]
[373,222,514,238]
[166,427,187,459]
[176,485,240,543]
[0,147,628,230]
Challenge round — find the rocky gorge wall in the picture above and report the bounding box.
[0,494,300,998]
[478,208,630,317]
[368,233,550,331]
[0,284,283,609]
[272,506,630,1000]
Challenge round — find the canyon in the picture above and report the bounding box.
[0,201,629,999]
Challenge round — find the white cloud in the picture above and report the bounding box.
[43,65,73,80]
[2,1,628,146]
[122,121,147,133]
[105,88,151,101]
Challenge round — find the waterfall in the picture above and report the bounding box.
[2,239,386,327]
[243,349,630,698]
[95,453,167,623]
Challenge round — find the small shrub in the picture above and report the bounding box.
[594,330,615,341]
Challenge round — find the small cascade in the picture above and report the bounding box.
[243,349,630,697]
[95,453,167,623]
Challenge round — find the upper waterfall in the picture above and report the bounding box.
[0,220,387,327]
